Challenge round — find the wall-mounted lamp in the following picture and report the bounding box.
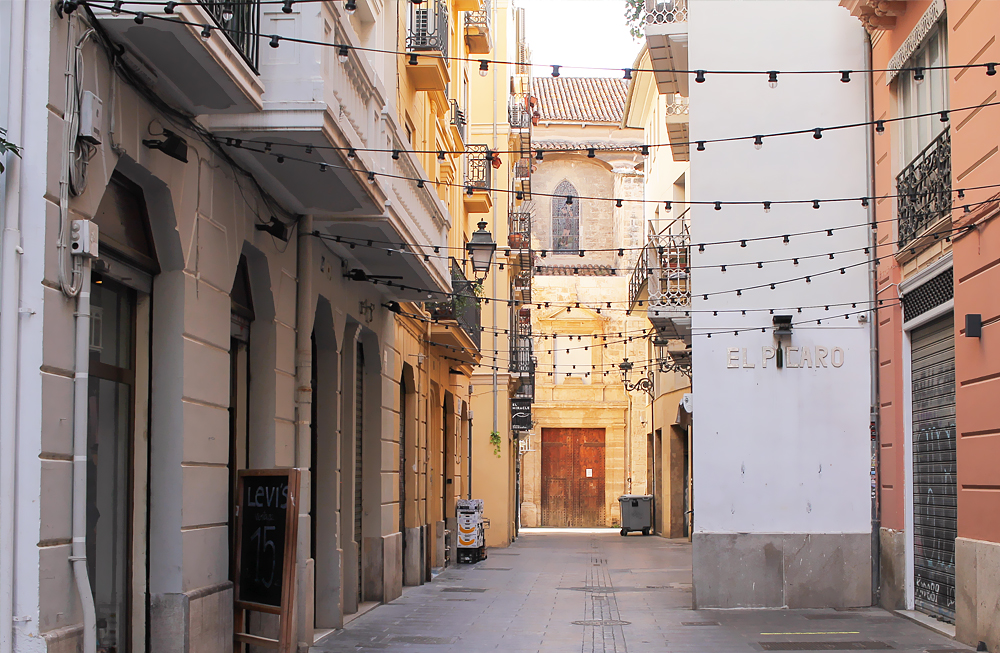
[772,315,793,337]
[966,313,982,338]
[254,216,289,242]
[142,129,188,163]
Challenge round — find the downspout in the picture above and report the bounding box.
[0,2,27,650]
[294,215,313,645]
[70,260,97,653]
[490,0,498,529]
[863,31,881,607]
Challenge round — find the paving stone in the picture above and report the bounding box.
[312,530,973,653]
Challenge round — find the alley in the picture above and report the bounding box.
[313,530,968,653]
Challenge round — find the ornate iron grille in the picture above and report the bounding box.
[644,0,687,24]
[407,0,449,58]
[465,144,491,190]
[509,306,533,374]
[629,213,691,310]
[450,100,466,143]
[508,210,531,249]
[903,268,954,323]
[198,0,260,71]
[666,94,689,116]
[426,259,481,349]
[465,0,491,33]
[897,129,951,249]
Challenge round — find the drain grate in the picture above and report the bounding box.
[759,642,894,651]
[682,621,720,626]
[441,587,487,593]
[572,620,631,627]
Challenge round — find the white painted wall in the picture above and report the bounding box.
[688,1,872,535]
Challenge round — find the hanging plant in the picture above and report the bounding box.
[0,127,22,174]
[623,0,645,39]
[489,430,502,458]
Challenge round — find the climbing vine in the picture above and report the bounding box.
[489,431,502,458]
[624,0,645,39]
[0,127,22,174]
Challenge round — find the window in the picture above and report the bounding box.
[553,334,591,384]
[552,180,580,253]
[898,23,948,166]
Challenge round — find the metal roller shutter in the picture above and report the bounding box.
[910,313,956,623]
[355,343,364,602]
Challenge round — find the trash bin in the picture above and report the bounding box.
[618,495,653,536]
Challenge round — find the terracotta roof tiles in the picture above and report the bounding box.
[531,77,630,124]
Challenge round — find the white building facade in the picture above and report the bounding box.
[686,1,875,608]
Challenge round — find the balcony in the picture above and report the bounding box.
[464,0,493,55]
[449,100,467,147]
[203,4,451,299]
[508,210,531,249]
[92,0,264,114]
[628,212,691,343]
[428,260,482,360]
[897,128,951,250]
[464,145,493,214]
[644,0,688,97]
[406,0,450,104]
[666,94,690,162]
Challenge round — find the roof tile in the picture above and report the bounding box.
[531,77,630,123]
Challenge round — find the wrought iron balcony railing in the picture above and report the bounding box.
[509,306,533,374]
[465,144,491,190]
[465,0,492,35]
[427,259,481,350]
[644,0,687,25]
[407,0,449,58]
[629,211,691,311]
[450,100,467,143]
[508,210,531,249]
[897,128,951,249]
[199,0,261,71]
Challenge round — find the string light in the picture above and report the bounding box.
[767,71,779,88]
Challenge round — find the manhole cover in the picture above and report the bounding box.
[572,620,631,627]
[441,587,487,593]
[759,642,894,651]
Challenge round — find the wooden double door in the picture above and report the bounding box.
[541,428,606,527]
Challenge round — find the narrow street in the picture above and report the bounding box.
[313,530,967,653]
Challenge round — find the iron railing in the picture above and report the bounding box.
[508,98,531,129]
[427,259,481,350]
[465,0,491,34]
[644,0,687,24]
[199,0,260,71]
[508,209,531,249]
[897,128,951,249]
[450,100,466,143]
[629,211,691,311]
[407,0,449,58]
[509,306,533,374]
[465,144,491,190]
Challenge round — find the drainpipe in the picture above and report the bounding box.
[863,31,881,607]
[0,1,28,650]
[294,215,313,644]
[70,260,97,653]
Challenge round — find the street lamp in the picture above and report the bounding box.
[618,358,653,396]
[466,220,497,281]
[653,335,692,378]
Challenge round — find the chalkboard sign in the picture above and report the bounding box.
[234,469,300,615]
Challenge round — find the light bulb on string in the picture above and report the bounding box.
[754,135,763,150]
[221,4,233,22]
[345,0,357,14]
[767,71,779,88]
[479,60,489,77]
[338,46,350,63]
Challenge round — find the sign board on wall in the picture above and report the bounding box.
[511,398,532,431]
[233,469,301,653]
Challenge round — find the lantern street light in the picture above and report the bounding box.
[618,358,653,397]
[466,220,497,281]
[653,335,693,378]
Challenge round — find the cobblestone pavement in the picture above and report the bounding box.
[313,529,970,653]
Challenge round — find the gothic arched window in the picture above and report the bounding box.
[552,180,579,253]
